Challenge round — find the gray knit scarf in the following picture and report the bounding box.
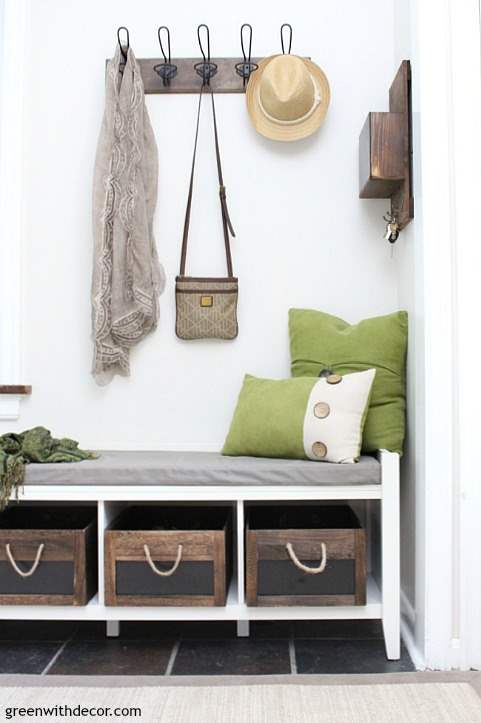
[91,46,165,385]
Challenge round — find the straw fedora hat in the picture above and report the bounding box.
[246,54,330,142]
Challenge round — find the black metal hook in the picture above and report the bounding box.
[241,23,252,64]
[154,26,178,86]
[198,23,210,63]
[159,26,171,64]
[235,23,258,86]
[117,26,129,63]
[194,24,217,85]
[280,23,292,54]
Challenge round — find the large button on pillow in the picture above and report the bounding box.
[289,309,408,455]
[222,370,376,464]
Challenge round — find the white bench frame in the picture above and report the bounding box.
[1,450,400,660]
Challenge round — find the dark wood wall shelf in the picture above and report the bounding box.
[0,386,32,395]
[359,60,413,230]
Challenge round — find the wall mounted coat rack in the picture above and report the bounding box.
[112,23,265,95]
[358,60,414,230]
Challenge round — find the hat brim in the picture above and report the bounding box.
[246,55,330,142]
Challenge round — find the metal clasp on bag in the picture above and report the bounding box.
[200,295,213,307]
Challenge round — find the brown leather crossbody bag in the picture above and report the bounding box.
[175,85,238,341]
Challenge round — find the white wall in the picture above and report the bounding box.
[0,0,4,116]
[0,0,26,416]
[1,0,398,450]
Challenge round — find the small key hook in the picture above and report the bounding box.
[280,23,292,54]
[383,211,400,243]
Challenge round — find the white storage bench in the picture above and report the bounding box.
[4,450,400,660]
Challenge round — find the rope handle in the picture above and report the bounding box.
[5,543,45,578]
[143,544,183,577]
[286,541,327,575]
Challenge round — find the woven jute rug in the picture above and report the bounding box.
[1,672,481,722]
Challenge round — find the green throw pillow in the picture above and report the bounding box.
[222,371,376,463]
[288,309,408,454]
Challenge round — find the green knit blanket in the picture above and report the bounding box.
[0,427,97,510]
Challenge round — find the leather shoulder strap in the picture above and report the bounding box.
[179,85,235,277]
[211,88,235,277]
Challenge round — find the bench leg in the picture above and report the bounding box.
[237,620,250,637]
[106,620,120,638]
[381,450,401,660]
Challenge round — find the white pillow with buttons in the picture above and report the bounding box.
[302,368,376,463]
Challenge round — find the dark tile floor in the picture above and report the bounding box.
[0,620,414,676]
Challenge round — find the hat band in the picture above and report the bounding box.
[257,74,321,126]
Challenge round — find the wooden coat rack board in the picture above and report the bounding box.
[136,57,263,94]
[359,60,414,230]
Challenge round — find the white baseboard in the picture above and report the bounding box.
[401,588,416,627]
[401,588,426,669]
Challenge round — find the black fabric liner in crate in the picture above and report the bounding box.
[0,506,96,530]
[109,506,230,532]
[112,506,229,598]
[248,505,362,530]
[0,506,96,597]
[249,505,361,598]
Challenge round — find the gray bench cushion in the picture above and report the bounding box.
[23,451,381,486]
